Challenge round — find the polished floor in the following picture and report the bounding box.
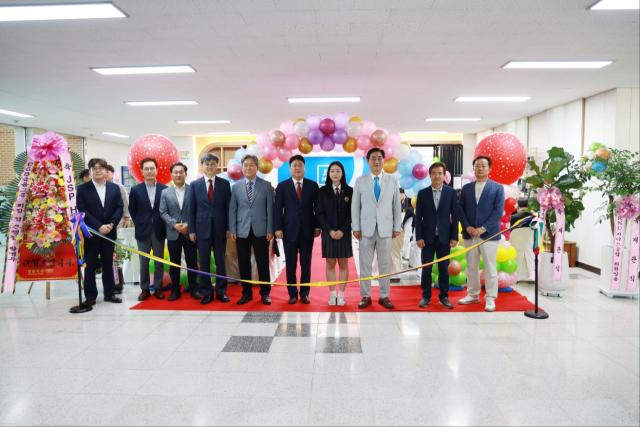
[0,267,638,426]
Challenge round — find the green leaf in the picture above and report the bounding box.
[13,151,27,176]
[563,194,573,206]
[548,147,566,159]
[548,160,564,177]
[71,151,84,176]
[524,176,544,186]
[540,172,554,183]
[556,174,582,189]
[527,160,540,174]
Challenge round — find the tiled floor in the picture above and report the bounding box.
[0,267,638,426]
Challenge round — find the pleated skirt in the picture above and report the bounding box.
[321,231,353,259]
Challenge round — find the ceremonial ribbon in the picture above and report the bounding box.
[70,213,90,267]
[85,216,534,287]
[537,186,565,281]
[612,195,640,292]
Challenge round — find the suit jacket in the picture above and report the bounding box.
[128,181,167,241]
[188,175,231,240]
[351,173,402,238]
[229,177,273,238]
[159,184,191,241]
[315,184,352,235]
[415,185,459,246]
[77,181,123,240]
[458,179,505,241]
[274,178,319,242]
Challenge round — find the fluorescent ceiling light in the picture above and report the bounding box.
[0,108,34,118]
[0,2,127,21]
[102,131,129,138]
[92,65,195,75]
[588,0,639,10]
[125,100,198,106]
[425,118,481,121]
[404,132,449,135]
[455,97,531,102]
[177,120,231,124]
[287,97,360,103]
[504,61,613,69]
[207,132,251,135]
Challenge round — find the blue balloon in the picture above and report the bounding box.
[227,159,241,167]
[413,178,430,194]
[397,159,414,176]
[404,188,415,198]
[592,160,607,173]
[408,150,422,166]
[217,172,230,181]
[234,148,247,164]
[399,174,416,190]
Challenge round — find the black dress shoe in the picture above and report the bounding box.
[418,298,431,308]
[104,296,122,303]
[300,296,310,304]
[261,295,272,305]
[83,299,96,306]
[237,295,253,305]
[201,295,213,305]
[439,297,454,309]
[288,297,298,304]
[190,291,203,300]
[216,294,231,303]
[168,293,182,302]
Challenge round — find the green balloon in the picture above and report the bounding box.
[479,258,484,270]
[433,156,440,162]
[452,247,466,262]
[589,142,603,152]
[450,272,467,286]
[460,259,467,271]
[433,273,439,285]
[163,257,171,272]
[149,261,154,274]
[496,260,504,271]
[503,259,518,274]
[180,272,189,290]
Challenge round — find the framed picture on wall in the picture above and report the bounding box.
[121,167,135,188]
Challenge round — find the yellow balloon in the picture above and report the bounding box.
[349,116,362,124]
[411,195,418,209]
[401,142,412,150]
[258,158,273,174]
[383,157,398,174]
[508,246,517,259]
[458,222,462,234]
[343,137,357,153]
[497,247,509,263]
[458,233,463,242]
[246,141,256,148]
[299,138,313,154]
[293,117,305,124]
[164,247,170,259]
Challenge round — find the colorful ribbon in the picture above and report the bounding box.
[70,213,91,267]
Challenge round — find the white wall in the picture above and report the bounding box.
[462,133,476,173]
[169,136,196,183]
[85,138,131,181]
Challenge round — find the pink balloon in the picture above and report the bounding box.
[292,148,301,155]
[445,170,451,184]
[319,118,336,135]
[227,164,243,181]
[278,147,292,162]
[280,120,295,135]
[284,133,300,150]
[498,271,511,288]
[381,143,394,159]
[256,132,270,147]
[320,135,335,152]
[510,272,519,286]
[262,144,278,161]
[377,127,389,135]
[312,144,322,153]
[467,170,476,182]
[386,132,401,147]
[333,144,344,153]
[356,134,372,151]
[361,120,376,136]
[355,149,365,158]
[334,111,349,129]
[272,158,284,168]
[412,163,429,180]
[480,270,486,286]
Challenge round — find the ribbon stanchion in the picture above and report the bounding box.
[525,215,549,320]
[69,213,92,314]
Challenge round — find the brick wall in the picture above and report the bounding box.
[0,124,16,186]
[61,134,84,158]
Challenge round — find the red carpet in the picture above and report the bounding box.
[131,237,538,313]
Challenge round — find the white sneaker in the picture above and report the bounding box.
[337,295,346,306]
[458,295,480,305]
[328,294,337,306]
[485,300,496,312]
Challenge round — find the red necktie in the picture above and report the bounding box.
[208,179,213,203]
[297,182,301,201]
[335,187,340,196]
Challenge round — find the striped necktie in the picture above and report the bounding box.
[247,180,253,203]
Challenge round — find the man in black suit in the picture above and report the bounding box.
[188,153,231,305]
[77,158,123,305]
[274,155,321,304]
[128,157,168,301]
[415,162,459,309]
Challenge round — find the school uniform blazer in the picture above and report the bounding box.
[273,178,319,242]
[415,185,459,246]
[315,185,353,235]
[187,176,231,240]
[128,182,167,242]
[77,181,123,240]
[458,179,505,242]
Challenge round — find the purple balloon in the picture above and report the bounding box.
[307,128,324,145]
[320,135,335,152]
[306,114,320,129]
[320,114,333,120]
[334,111,350,129]
[319,118,336,135]
[332,128,348,145]
[312,144,322,153]
[412,163,429,180]
[333,143,344,153]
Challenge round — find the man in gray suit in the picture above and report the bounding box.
[229,154,274,305]
[159,162,203,301]
[352,147,403,309]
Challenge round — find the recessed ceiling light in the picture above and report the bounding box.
[0,108,34,118]
[0,2,127,21]
[404,132,449,135]
[125,100,198,106]
[588,0,639,10]
[425,118,481,122]
[102,131,129,138]
[455,97,531,102]
[287,97,361,103]
[177,120,231,124]
[504,61,613,69]
[207,132,251,135]
[92,65,195,75]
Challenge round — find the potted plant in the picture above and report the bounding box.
[525,147,584,296]
[113,237,131,294]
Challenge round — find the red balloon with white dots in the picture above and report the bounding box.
[473,132,527,185]
[127,134,181,185]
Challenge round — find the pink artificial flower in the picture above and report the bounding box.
[616,195,640,220]
[27,131,68,161]
[52,233,62,242]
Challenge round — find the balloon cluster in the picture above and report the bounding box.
[582,142,610,173]
[479,241,519,292]
[473,132,527,185]
[433,223,468,291]
[127,134,181,185]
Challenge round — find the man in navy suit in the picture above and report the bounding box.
[274,155,321,304]
[128,157,168,301]
[415,162,459,309]
[77,158,123,305]
[188,153,231,305]
[458,156,505,312]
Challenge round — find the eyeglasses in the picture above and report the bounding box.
[369,157,384,163]
[91,167,105,172]
[172,170,185,175]
[473,164,489,169]
[203,162,217,168]
[143,167,156,172]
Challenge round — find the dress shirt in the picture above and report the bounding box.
[333,184,341,196]
[174,184,186,210]
[145,181,157,209]
[204,175,216,192]
[292,177,303,190]
[432,185,443,235]
[93,179,107,207]
[370,171,384,191]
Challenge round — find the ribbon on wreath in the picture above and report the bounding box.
[612,195,640,291]
[537,186,565,282]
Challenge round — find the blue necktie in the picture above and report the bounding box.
[374,176,380,202]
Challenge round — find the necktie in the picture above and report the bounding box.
[247,181,253,203]
[335,187,340,197]
[297,182,302,202]
[208,179,213,204]
[374,176,380,202]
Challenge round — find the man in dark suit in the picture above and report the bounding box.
[159,162,203,302]
[229,154,274,306]
[458,155,505,312]
[188,153,231,305]
[77,158,123,305]
[128,157,168,301]
[415,162,459,309]
[274,155,321,304]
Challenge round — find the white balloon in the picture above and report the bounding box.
[247,144,263,159]
[346,121,362,138]
[499,239,511,249]
[394,144,410,161]
[293,121,310,138]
